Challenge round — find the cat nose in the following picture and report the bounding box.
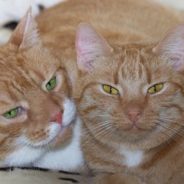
[50,111,62,124]
[127,108,142,123]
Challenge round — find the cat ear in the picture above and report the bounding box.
[9,8,40,49]
[76,23,113,72]
[153,25,184,71]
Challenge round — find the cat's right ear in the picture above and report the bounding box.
[153,24,184,72]
[76,23,113,72]
[9,8,41,49]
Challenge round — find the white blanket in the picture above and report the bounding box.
[0,0,64,44]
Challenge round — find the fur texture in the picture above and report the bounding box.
[0,11,84,172]
[0,0,184,183]
[36,0,184,183]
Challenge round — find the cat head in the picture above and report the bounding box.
[75,23,184,150]
[0,11,76,166]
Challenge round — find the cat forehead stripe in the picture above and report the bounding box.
[120,49,147,80]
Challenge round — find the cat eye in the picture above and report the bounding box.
[102,84,119,95]
[46,76,57,91]
[147,83,164,94]
[3,107,22,119]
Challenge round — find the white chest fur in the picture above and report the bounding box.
[4,146,45,167]
[120,147,144,167]
[33,117,84,171]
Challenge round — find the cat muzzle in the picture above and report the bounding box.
[50,111,62,125]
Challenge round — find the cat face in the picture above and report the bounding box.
[0,12,76,166]
[75,23,184,150]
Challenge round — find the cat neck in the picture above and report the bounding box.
[119,146,144,168]
[118,131,183,169]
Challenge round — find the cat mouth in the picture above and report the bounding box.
[50,111,63,125]
[123,123,146,133]
[24,99,76,147]
[23,120,73,148]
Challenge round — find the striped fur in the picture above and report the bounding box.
[36,0,184,183]
[0,11,79,169]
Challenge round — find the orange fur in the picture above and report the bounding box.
[35,0,184,183]
[0,11,74,167]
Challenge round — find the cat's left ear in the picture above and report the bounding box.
[76,23,113,72]
[9,8,40,49]
[153,25,184,71]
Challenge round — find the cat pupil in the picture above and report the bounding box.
[46,76,57,91]
[3,108,18,119]
[147,83,164,94]
[102,84,119,95]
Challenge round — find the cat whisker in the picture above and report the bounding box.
[156,121,184,139]
[158,117,184,125]
[93,123,112,136]
[82,121,113,144]
[157,118,184,129]
[95,113,124,120]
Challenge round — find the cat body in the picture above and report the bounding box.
[37,0,181,46]
[36,0,184,183]
[0,12,84,172]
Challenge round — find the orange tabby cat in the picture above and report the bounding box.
[0,11,84,171]
[36,0,184,183]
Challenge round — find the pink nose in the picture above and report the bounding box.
[127,110,141,123]
[50,112,62,124]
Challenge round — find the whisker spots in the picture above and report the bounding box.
[29,130,48,142]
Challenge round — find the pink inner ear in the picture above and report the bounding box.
[153,25,184,71]
[76,31,97,71]
[76,23,112,72]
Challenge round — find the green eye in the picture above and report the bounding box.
[102,84,119,95]
[46,76,57,91]
[3,107,19,119]
[148,83,164,94]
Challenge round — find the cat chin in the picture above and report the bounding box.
[116,130,174,150]
[16,123,74,149]
[15,123,62,148]
[95,125,166,150]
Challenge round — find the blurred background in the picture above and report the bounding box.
[0,0,65,44]
[0,0,183,44]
